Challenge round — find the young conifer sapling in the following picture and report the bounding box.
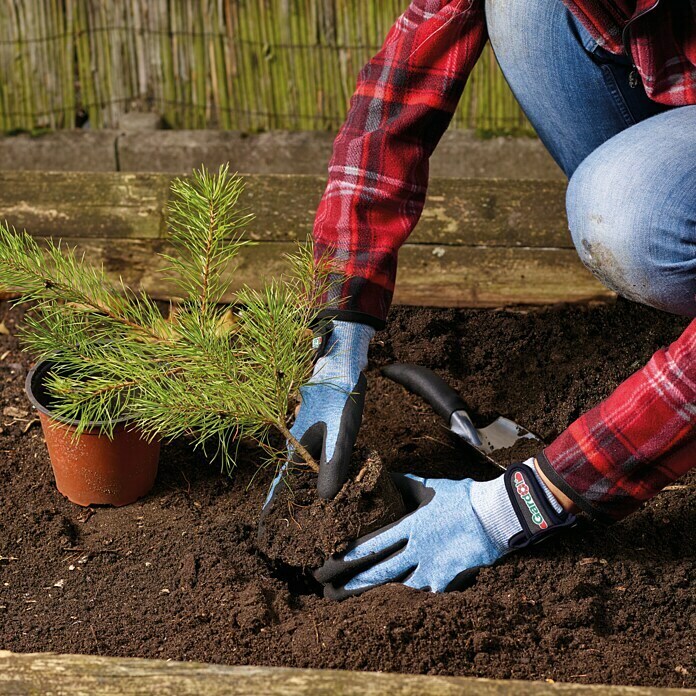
[0,165,338,476]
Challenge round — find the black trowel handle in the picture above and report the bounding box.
[381,363,468,423]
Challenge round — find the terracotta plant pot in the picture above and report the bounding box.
[25,360,160,507]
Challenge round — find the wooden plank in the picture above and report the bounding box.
[417,179,569,247]
[0,651,687,696]
[243,176,571,248]
[0,172,169,239]
[0,172,169,208]
[0,172,570,247]
[34,238,614,307]
[394,245,613,306]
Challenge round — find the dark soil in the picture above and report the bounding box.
[483,438,543,469]
[1,299,694,688]
[258,450,406,570]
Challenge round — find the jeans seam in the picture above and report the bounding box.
[599,64,636,127]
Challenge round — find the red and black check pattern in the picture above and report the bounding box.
[313,0,487,329]
[567,1,696,108]
[313,0,696,328]
[312,0,696,516]
[539,319,696,521]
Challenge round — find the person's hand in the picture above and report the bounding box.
[315,459,576,600]
[262,320,374,512]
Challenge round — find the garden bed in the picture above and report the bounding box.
[0,299,693,689]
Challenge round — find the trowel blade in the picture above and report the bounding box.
[477,417,540,455]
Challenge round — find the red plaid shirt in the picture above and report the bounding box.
[313,0,696,519]
[538,320,696,522]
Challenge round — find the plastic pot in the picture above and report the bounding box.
[25,359,160,507]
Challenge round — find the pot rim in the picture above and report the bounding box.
[25,358,132,431]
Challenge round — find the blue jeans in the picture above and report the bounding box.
[486,0,696,317]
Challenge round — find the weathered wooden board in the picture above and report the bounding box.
[0,652,689,696]
[0,172,169,239]
[0,172,601,306]
[0,172,571,247]
[34,238,613,307]
[416,179,570,247]
[395,245,612,306]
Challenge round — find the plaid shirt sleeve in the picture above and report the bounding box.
[537,319,696,523]
[313,0,487,329]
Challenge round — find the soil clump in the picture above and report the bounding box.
[257,449,406,569]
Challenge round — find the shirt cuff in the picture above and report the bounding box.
[535,450,614,524]
[315,309,385,331]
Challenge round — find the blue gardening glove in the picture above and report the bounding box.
[263,320,375,510]
[315,459,576,600]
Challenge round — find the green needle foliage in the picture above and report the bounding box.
[0,164,337,474]
[164,165,253,315]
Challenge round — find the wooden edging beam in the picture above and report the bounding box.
[19,238,609,308]
[0,171,615,307]
[0,652,691,696]
[0,172,571,247]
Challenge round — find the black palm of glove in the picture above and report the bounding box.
[262,320,374,510]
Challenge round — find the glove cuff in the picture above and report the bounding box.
[504,461,577,549]
[471,459,576,555]
[312,320,375,381]
[315,308,385,332]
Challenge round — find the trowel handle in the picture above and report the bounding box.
[381,363,468,422]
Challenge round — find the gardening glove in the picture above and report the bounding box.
[263,319,375,510]
[315,458,576,600]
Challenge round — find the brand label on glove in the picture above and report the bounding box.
[513,471,548,530]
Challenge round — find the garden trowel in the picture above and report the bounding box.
[381,363,541,470]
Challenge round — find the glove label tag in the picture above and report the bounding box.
[504,463,576,549]
[309,319,334,361]
[512,470,548,530]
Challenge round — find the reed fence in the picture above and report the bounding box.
[0,0,533,135]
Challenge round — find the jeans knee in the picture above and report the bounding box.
[567,163,638,295]
[486,0,540,65]
[567,155,696,317]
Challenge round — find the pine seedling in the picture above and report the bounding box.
[0,165,337,474]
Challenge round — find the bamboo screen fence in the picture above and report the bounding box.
[0,1,532,135]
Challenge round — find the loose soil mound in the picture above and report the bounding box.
[0,299,694,688]
[257,450,406,570]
